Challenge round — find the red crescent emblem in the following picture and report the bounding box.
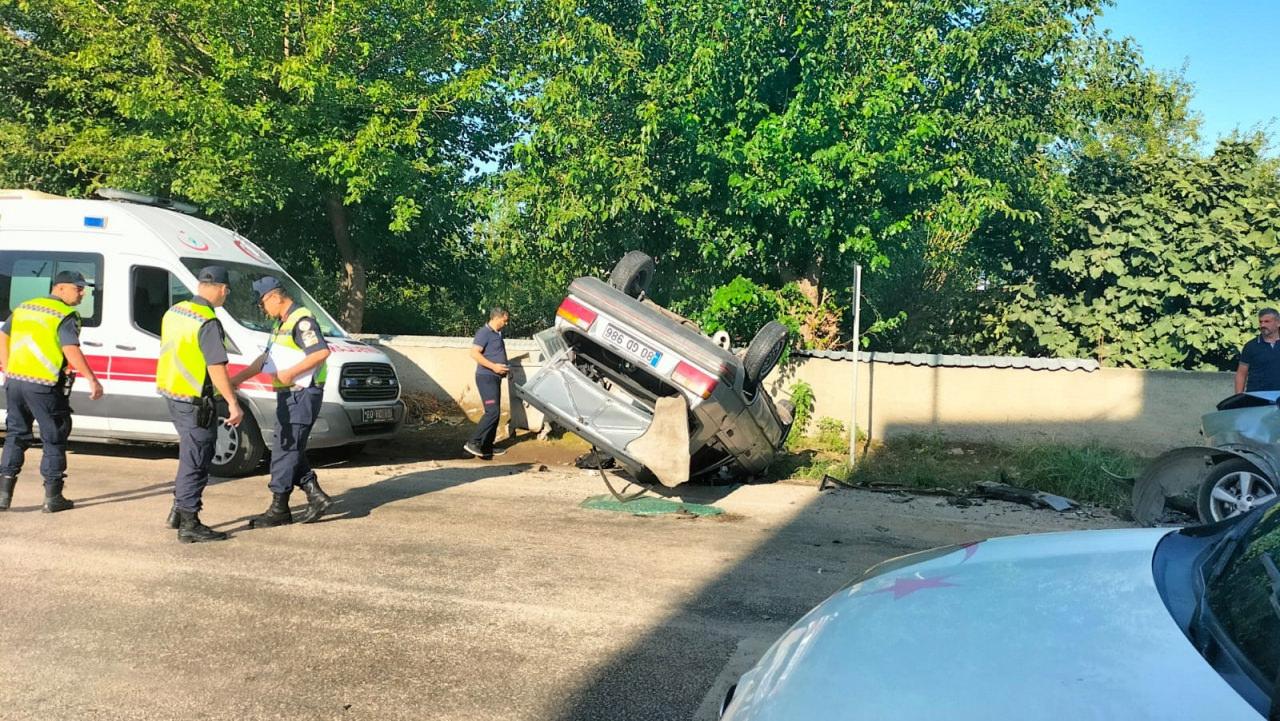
[234,237,270,263]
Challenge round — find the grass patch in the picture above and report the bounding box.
[777,432,1144,508]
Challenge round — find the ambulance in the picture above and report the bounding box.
[0,189,405,475]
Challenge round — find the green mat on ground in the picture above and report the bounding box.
[580,495,724,516]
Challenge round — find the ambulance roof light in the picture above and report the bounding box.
[95,187,198,215]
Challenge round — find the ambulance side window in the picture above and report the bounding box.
[131,266,193,337]
[0,251,104,327]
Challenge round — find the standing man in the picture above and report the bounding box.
[157,266,243,543]
[232,276,332,527]
[464,307,510,460]
[0,270,104,512]
[1236,308,1280,393]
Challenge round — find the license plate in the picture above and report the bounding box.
[361,406,395,423]
[602,323,663,367]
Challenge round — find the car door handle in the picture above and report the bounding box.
[115,344,136,351]
[82,340,103,347]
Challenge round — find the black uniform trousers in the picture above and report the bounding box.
[0,379,72,490]
[269,386,323,494]
[468,373,502,453]
[167,397,217,513]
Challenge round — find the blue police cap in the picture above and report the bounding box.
[251,275,284,302]
[196,265,230,285]
[52,270,93,288]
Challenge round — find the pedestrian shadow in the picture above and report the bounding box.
[211,463,529,532]
[322,463,528,521]
[73,475,237,510]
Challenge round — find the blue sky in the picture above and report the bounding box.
[1098,0,1280,146]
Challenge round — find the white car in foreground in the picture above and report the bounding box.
[720,505,1280,720]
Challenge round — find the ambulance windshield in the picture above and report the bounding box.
[179,259,347,338]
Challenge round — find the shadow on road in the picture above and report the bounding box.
[323,463,529,521]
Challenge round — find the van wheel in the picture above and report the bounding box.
[212,403,266,477]
[608,251,656,298]
[744,321,790,393]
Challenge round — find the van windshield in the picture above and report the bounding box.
[179,258,346,338]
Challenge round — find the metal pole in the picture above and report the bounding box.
[849,264,862,468]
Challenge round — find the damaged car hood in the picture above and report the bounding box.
[722,528,1263,721]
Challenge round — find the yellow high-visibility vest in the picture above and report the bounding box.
[6,297,78,386]
[156,301,217,402]
[270,306,327,390]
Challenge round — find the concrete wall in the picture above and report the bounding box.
[768,357,1230,454]
[361,335,1234,453]
[357,335,545,429]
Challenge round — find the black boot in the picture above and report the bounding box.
[177,510,228,543]
[249,491,293,528]
[0,475,15,511]
[166,501,180,529]
[295,475,332,524]
[42,481,74,513]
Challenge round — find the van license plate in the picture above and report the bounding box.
[362,407,395,423]
[603,323,663,367]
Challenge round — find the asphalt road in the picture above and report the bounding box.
[0,442,1127,721]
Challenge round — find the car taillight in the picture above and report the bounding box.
[556,297,598,331]
[672,361,718,400]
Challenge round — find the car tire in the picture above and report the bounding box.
[744,321,790,392]
[212,400,267,477]
[1196,458,1278,523]
[608,251,656,298]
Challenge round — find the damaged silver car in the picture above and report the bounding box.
[513,252,794,486]
[1134,391,1280,525]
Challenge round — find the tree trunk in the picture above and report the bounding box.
[325,192,366,333]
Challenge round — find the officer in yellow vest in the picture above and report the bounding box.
[0,270,104,512]
[157,265,243,543]
[232,276,332,527]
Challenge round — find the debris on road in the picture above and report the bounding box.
[973,481,1079,512]
[574,450,617,470]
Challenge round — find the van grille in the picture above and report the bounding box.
[339,363,399,402]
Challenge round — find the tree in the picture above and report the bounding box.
[0,0,511,331]
[988,139,1280,369]
[496,0,1187,347]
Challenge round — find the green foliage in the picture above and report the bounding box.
[3,0,1257,364]
[813,417,850,455]
[500,0,1191,349]
[785,380,815,449]
[699,276,799,347]
[0,0,512,331]
[990,140,1280,369]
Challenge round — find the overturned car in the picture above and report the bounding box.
[1133,391,1280,525]
[513,252,794,486]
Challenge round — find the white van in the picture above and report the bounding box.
[0,189,405,475]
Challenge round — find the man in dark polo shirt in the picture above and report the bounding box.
[464,307,510,459]
[1236,308,1280,393]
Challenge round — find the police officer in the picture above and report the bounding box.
[157,266,243,543]
[232,276,332,527]
[0,270,104,512]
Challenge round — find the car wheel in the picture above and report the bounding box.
[744,321,790,392]
[608,251,656,298]
[1197,458,1278,523]
[211,402,266,477]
